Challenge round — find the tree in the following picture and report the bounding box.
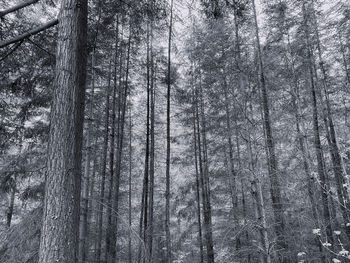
[38,0,88,262]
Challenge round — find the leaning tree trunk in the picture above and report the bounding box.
[38,0,88,261]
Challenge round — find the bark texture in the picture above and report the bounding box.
[38,0,88,262]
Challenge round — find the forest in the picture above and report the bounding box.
[1,0,350,262]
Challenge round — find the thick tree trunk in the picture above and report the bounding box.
[38,0,88,261]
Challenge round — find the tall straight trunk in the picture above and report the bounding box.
[88,146,98,259]
[192,91,204,263]
[128,104,133,263]
[139,20,151,263]
[251,0,286,254]
[38,0,88,261]
[165,0,173,261]
[301,1,334,245]
[105,21,120,262]
[196,81,215,263]
[96,60,112,262]
[310,0,350,239]
[222,74,240,250]
[110,29,132,263]
[148,20,155,263]
[79,52,95,263]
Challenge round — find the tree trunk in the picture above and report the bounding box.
[310,0,350,239]
[165,0,174,261]
[148,20,155,262]
[105,21,120,262]
[128,104,133,263]
[138,20,151,263]
[192,90,204,263]
[79,52,96,263]
[196,79,215,263]
[301,0,334,246]
[251,179,271,263]
[252,0,287,255]
[110,29,132,263]
[38,0,88,261]
[96,60,112,262]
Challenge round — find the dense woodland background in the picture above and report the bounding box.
[1,0,350,262]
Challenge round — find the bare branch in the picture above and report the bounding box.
[0,0,39,18]
[0,19,58,49]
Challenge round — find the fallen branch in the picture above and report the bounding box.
[0,19,58,49]
[0,0,39,18]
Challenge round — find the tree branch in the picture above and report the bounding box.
[0,40,23,61]
[0,0,39,18]
[0,19,58,49]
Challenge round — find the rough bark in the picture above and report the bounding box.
[38,0,88,261]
